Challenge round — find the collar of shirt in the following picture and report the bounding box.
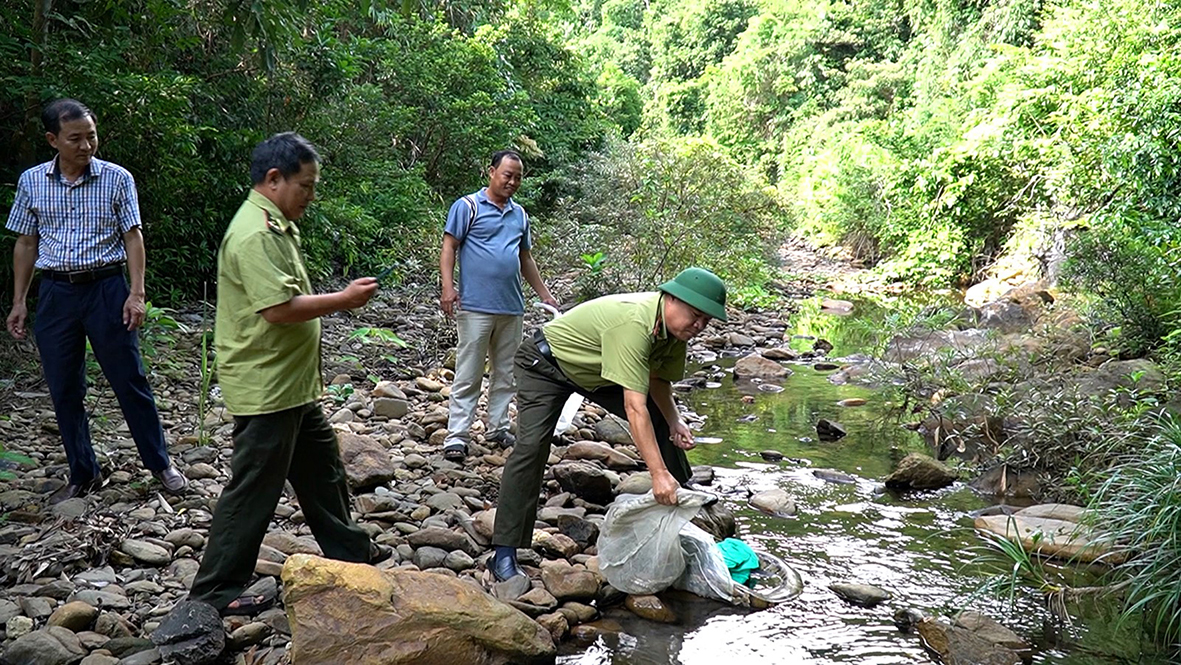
[476,187,515,213]
[652,293,669,340]
[246,189,295,233]
[44,155,106,184]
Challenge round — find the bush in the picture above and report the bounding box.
[1060,218,1181,358]
[1092,416,1181,648]
[549,135,782,299]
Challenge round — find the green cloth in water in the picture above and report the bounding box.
[717,538,760,585]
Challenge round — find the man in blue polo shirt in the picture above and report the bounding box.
[439,150,557,461]
[5,98,187,503]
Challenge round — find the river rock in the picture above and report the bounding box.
[691,502,736,540]
[372,398,411,419]
[728,333,756,347]
[623,595,676,623]
[2,627,87,665]
[592,419,632,445]
[120,539,172,566]
[733,354,791,380]
[47,600,98,632]
[337,433,396,490]
[5,616,35,640]
[373,381,407,399]
[556,515,599,548]
[565,442,638,470]
[749,488,795,517]
[916,618,1023,665]
[974,513,1123,564]
[541,563,600,602]
[977,300,1032,333]
[552,462,614,505]
[761,347,797,360]
[536,612,568,642]
[968,464,1040,498]
[282,554,556,664]
[816,419,847,441]
[829,582,891,607]
[406,527,481,557]
[150,600,226,665]
[616,473,652,495]
[820,299,854,314]
[954,611,1029,651]
[885,453,956,490]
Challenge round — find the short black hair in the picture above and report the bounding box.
[250,132,320,185]
[42,99,95,135]
[490,150,522,169]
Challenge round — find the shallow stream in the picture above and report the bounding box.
[558,296,1165,665]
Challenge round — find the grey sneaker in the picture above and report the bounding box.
[153,466,189,494]
[486,430,516,447]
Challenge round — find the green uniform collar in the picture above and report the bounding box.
[247,189,294,233]
[654,293,669,340]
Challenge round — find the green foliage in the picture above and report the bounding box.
[0,4,607,304]
[326,382,355,405]
[1092,416,1181,647]
[349,327,409,346]
[140,303,187,360]
[1061,220,1181,357]
[551,135,781,295]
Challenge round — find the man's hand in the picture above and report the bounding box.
[541,294,560,310]
[7,303,28,340]
[670,420,696,450]
[440,285,460,317]
[341,278,379,310]
[652,469,680,506]
[123,292,146,331]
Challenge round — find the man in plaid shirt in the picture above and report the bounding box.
[5,98,187,503]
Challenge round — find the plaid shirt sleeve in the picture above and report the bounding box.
[5,172,39,236]
[113,169,142,233]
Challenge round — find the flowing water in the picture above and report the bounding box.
[559,297,1165,665]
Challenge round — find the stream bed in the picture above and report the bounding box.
[558,297,1165,665]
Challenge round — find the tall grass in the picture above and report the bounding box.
[1091,414,1181,649]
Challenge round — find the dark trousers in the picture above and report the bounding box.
[189,403,372,610]
[493,336,692,548]
[33,274,170,484]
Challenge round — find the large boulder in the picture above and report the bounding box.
[733,354,792,381]
[974,507,1125,564]
[337,433,397,490]
[282,554,556,665]
[884,453,957,490]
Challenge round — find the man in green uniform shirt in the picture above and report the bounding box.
[188,133,389,614]
[491,267,727,582]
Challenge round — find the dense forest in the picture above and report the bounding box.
[3,0,1180,355]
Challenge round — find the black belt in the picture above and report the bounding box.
[533,329,559,367]
[42,263,124,284]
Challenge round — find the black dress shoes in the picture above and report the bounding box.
[48,475,104,505]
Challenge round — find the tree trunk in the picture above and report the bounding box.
[17,0,54,167]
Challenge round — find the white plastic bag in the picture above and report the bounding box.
[597,490,714,594]
[673,522,735,602]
